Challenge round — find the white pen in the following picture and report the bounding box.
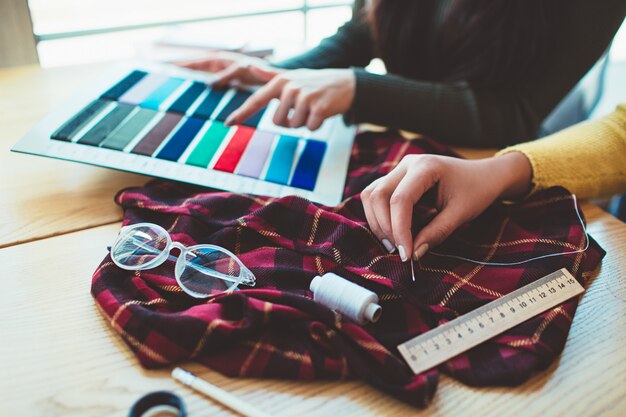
[172,367,271,417]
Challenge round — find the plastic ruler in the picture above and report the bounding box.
[398,268,584,375]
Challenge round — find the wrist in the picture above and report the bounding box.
[489,152,533,200]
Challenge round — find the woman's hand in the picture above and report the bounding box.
[178,51,284,88]
[224,69,356,131]
[361,152,532,262]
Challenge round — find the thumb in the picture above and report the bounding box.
[248,65,280,82]
[412,205,466,260]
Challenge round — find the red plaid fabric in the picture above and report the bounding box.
[92,131,604,407]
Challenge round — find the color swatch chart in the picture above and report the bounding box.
[12,64,356,205]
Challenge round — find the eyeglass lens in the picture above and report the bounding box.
[112,226,169,268]
[179,247,242,295]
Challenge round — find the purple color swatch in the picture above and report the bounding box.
[236,131,275,178]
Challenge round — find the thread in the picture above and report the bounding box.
[310,273,382,324]
[429,194,589,266]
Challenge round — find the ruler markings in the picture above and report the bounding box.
[398,268,584,375]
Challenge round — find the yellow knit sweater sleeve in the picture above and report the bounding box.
[496,104,626,200]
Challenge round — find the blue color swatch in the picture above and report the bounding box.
[155,117,205,161]
[264,135,299,185]
[290,140,327,191]
[141,78,185,110]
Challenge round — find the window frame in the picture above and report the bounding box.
[32,0,353,43]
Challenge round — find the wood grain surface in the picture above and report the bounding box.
[0,64,624,417]
[0,64,146,248]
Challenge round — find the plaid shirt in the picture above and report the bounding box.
[92,131,604,407]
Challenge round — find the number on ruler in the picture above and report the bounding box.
[397,269,585,375]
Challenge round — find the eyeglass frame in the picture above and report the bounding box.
[110,222,256,298]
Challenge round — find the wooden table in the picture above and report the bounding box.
[1,64,624,417]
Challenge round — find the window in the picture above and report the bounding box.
[27,0,352,67]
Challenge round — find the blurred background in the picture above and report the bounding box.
[9,0,353,67]
[17,0,626,67]
[0,1,623,79]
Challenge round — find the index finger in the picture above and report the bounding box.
[389,167,436,261]
[225,79,285,126]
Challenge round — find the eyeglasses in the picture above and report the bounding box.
[110,223,256,298]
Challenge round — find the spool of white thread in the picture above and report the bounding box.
[310,273,382,324]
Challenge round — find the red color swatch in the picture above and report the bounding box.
[212,126,256,173]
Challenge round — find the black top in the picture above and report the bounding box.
[276,0,625,147]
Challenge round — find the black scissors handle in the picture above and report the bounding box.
[128,391,187,417]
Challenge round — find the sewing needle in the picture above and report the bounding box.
[410,259,416,281]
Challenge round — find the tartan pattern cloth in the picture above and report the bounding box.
[92,131,605,407]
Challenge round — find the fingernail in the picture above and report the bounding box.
[413,243,429,261]
[397,245,408,262]
[382,239,396,253]
[225,116,235,126]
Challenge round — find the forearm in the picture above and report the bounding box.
[490,153,533,200]
[347,69,537,147]
[496,105,626,200]
[347,0,624,147]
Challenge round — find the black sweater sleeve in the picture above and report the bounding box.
[348,0,626,147]
[273,0,625,147]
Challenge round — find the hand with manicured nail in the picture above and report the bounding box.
[177,51,284,88]
[361,152,533,262]
[225,68,356,131]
